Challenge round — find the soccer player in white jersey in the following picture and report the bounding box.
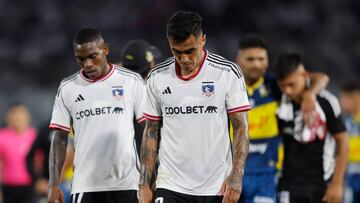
[139,11,251,203]
[47,28,146,203]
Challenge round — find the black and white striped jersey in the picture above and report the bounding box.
[277,90,346,190]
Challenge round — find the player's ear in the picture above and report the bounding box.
[302,69,309,79]
[103,42,109,56]
[201,34,206,46]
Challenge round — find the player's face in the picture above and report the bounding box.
[236,47,268,84]
[168,34,206,73]
[74,40,109,80]
[277,65,308,103]
[340,92,359,114]
[6,105,31,131]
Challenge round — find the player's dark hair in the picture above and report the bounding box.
[166,10,203,43]
[274,52,303,80]
[342,81,360,93]
[238,34,268,51]
[73,28,103,45]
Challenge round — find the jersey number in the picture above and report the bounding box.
[155,197,164,203]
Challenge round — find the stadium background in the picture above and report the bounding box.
[0,0,359,128]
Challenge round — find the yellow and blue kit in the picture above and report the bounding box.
[238,73,281,203]
[344,114,360,203]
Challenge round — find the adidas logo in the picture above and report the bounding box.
[162,86,172,94]
[75,94,85,102]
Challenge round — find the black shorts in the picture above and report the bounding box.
[154,188,222,203]
[71,190,138,203]
[2,185,34,203]
[277,185,326,203]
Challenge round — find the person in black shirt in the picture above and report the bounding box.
[274,52,348,203]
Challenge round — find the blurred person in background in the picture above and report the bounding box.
[26,117,53,203]
[120,39,162,191]
[340,82,360,203]
[58,131,75,203]
[275,52,348,203]
[235,34,329,203]
[0,103,37,203]
[48,28,146,203]
[120,39,161,154]
[120,39,162,78]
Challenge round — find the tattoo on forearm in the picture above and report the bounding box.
[140,120,160,186]
[49,130,68,186]
[229,111,249,191]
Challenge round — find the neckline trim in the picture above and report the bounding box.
[175,50,207,81]
[80,63,115,83]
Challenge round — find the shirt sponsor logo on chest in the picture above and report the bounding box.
[75,106,125,120]
[165,105,218,115]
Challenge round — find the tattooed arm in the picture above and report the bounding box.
[48,130,68,203]
[221,111,249,203]
[139,120,161,203]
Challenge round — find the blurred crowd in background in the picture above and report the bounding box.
[0,0,359,126]
[0,0,359,202]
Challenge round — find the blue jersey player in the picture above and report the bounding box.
[340,82,360,203]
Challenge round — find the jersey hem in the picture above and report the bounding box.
[156,185,221,196]
[71,186,138,194]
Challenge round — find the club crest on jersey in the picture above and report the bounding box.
[202,82,215,97]
[112,86,124,100]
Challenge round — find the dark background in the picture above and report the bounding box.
[0,0,359,126]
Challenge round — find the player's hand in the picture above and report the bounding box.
[301,90,318,125]
[48,186,65,203]
[220,172,242,203]
[36,178,49,195]
[322,182,343,203]
[139,184,153,203]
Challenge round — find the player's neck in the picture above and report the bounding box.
[100,63,111,78]
[245,77,263,87]
[181,66,199,78]
[83,63,111,80]
[9,125,28,135]
[290,93,304,104]
[179,51,205,78]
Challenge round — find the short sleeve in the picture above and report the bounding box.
[49,85,71,132]
[320,93,346,134]
[134,78,147,123]
[226,64,251,114]
[143,76,162,121]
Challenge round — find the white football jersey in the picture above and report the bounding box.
[50,64,146,194]
[144,51,251,195]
